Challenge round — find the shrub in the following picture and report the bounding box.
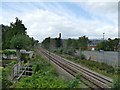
[34,64,42,73]
[80,54,86,60]
[21,54,30,63]
[68,74,80,88]
[113,75,120,90]
[106,66,115,74]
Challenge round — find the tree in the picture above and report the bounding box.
[42,37,50,49]
[71,39,79,49]
[10,17,27,35]
[10,34,31,62]
[97,38,120,51]
[1,24,12,49]
[66,38,72,48]
[55,37,61,48]
[78,36,88,50]
[2,17,27,50]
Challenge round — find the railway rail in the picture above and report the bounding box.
[39,47,113,90]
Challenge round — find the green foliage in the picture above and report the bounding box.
[97,38,120,51]
[15,55,64,88]
[21,54,30,63]
[2,18,27,50]
[55,37,61,48]
[15,72,68,88]
[42,37,50,49]
[2,60,17,88]
[10,34,31,50]
[42,36,88,50]
[53,48,63,54]
[76,54,86,60]
[3,50,16,54]
[14,55,80,88]
[68,74,80,88]
[113,75,120,90]
[78,36,88,50]
[59,53,116,78]
[116,67,120,74]
[34,64,41,72]
[66,39,79,50]
[2,50,16,58]
[1,17,38,50]
[66,38,72,48]
[2,68,13,88]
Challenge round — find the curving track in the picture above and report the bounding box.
[39,47,113,90]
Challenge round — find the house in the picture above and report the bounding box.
[88,39,103,50]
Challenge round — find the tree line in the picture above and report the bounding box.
[1,17,39,61]
[97,38,120,51]
[41,35,120,52]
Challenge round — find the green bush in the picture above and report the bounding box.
[2,61,16,89]
[15,55,81,88]
[68,74,80,88]
[34,64,41,72]
[113,75,120,90]
[80,54,86,60]
[116,67,120,74]
[3,50,16,55]
[21,54,30,63]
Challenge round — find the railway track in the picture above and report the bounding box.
[39,48,113,89]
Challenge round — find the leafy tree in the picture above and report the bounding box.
[10,34,31,62]
[42,37,50,49]
[97,38,120,51]
[55,37,61,48]
[66,38,72,48]
[1,24,12,49]
[2,17,27,50]
[10,17,27,35]
[71,39,79,49]
[78,36,88,50]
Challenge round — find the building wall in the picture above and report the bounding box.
[87,46,97,50]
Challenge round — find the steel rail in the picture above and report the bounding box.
[39,48,113,89]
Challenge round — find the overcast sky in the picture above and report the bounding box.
[1,0,119,42]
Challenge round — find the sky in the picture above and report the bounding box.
[1,0,119,42]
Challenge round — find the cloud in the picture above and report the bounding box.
[1,2,118,42]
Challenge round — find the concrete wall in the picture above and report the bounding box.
[82,51,119,67]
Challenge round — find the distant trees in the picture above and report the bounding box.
[97,38,120,51]
[42,37,50,49]
[55,37,62,48]
[66,38,72,48]
[42,36,62,50]
[78,36,88,50]
[42,35,89,52]
[66,36,88,50]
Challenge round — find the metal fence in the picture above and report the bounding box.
[82,51,119,67]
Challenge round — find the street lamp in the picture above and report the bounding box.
[103,33,105,41]
[102,33,105,63]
